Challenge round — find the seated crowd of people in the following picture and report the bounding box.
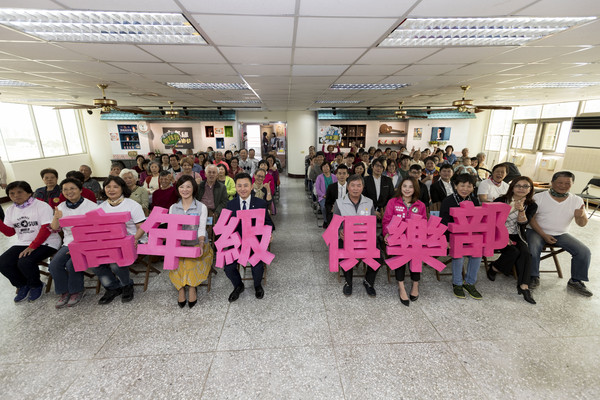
[0,147,281,309]
[306,143,592,306]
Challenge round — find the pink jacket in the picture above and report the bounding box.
[382,197,427,236]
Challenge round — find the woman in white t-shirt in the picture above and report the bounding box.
[93,176,146,305]
[477,163,509,203]
[0,181,61,303]
[49,178,99,309]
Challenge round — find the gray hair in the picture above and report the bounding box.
[119,168,138,181]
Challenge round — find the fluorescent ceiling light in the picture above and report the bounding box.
[512,82,600,88]
[212,100,261,104]
[167,82,250,90]
[0,8,206,44]
[0,79,39,87]
[330,83,409,90]
[315,100,363,104]
[380,17,597,47]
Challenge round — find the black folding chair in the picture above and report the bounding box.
[578,178,600,218]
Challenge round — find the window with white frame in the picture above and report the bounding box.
[510,122,538,150]
[0,103,85,162]
[484,109,513,151]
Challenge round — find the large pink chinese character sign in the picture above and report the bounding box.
[213,209,274,268]
[448,202,511,258]
[322,215,380,272]
[137,207,200,270]
[60,208,136,272]
[385,215,448,273]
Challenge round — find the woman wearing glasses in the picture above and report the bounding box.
[487,176,537,304]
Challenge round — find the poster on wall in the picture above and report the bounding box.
[215,127,224,137]
[431,127,451,141]
[318,126,341,145]
[216,137,225,149]
[161,127,194,149]
[205,126,214,138]
[413,128,422,140]
[273,123,286,154]
[224,126,233,138]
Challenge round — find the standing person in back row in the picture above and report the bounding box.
[527,171,592,296]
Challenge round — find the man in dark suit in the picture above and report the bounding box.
[325,164,349,224]
[362,157,395,219]
[222,173,274,302]
[408,164,430,208]
[429,164,455,211]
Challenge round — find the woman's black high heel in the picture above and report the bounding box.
[178,300,187,308]
[188,287,197,308]
[398,290,410,307]
[518,286,536,304]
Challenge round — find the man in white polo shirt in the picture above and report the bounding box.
[528,171,591,296]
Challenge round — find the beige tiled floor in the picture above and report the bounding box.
[1,177,599,399]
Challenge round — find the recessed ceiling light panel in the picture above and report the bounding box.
[212,100,262,104]
[329,83,409,90]
[0,8,206,44]
[512,82,600,88]
[167,82,250,90]
[315,100,363,104]
[0,79,39,87]
[380,17,597,47]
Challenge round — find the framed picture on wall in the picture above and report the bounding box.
[431,127,451,141]
[161,127,194,149]
[216,137,225,149]
[224,126,233,138]
[205,126,214,138]
[413,128,422,140]
[215,127,224,136]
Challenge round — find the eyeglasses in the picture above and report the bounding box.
[514,185,531,189]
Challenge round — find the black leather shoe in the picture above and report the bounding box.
[98,288,122,305]
[486,264,497,282]
[188,300,197,308]
[398,290,410,307]
[409,294,419,302]
[178,300,186,308]
[255,285,264,299]
[228,284,245,302]
[343,283,352,296]
[363,280,376,297]
[518,286,536,304]
[121,284,134,303]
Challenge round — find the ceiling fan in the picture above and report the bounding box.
[377,101,428,120]
[154,101,196,119]
[426,85,513,114]
[53,84,151,115]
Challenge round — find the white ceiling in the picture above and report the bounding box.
[0,0,599,111]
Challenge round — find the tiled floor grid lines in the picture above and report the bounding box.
[1,176,599,399]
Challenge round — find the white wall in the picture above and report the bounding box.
[287,111,317,176]
[1,154,93,194]
[81,112,112,177]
